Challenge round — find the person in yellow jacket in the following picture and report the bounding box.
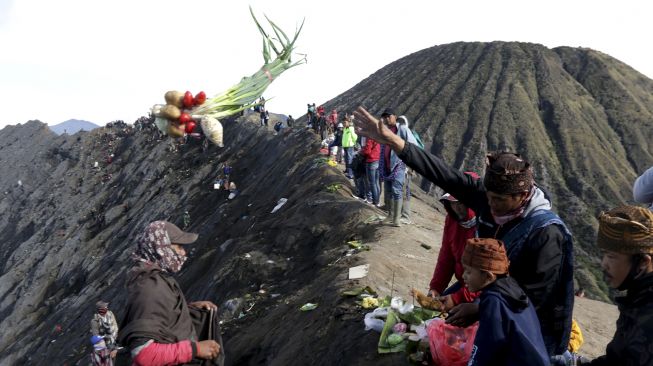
[341,117,358,179]
[568,319,584,353]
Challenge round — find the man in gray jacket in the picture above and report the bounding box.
[634,166,653,210]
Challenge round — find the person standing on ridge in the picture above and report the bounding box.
[341,117,358,179]
[376,108,418,227]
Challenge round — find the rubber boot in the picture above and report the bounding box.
[384,200,394,224]
[401,197,412,225]
[392,199,403,227]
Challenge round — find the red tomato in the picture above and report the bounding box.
[179,113,191,124]
[194,91,207,105]
[183,91,194,108]
[185,121,196,133]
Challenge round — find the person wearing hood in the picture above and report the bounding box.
[118,221,223,366]
[329,123,344,163]
[428,173,482,311]
[581,206,653,365]
[633,166,653,210]
[353,106,574,357]
[464,238,550,366]
[91,300,119,349]
[90,335,116,366]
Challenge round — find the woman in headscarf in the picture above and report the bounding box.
[118,221,223,366]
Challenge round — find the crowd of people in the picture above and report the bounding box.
[85,102,652,366]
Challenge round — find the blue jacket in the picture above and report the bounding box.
[468,276,550,366]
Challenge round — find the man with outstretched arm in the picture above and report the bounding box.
[353,106,574,357]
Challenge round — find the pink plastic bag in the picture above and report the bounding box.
[428,319,478,366]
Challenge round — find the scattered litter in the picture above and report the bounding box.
[244,253,252,259]
[271,293,281,298]
[365,215,386,224]
[327,160,337,167]
[300,303,318,311]
[213,179,223,190]
[266,260,275,264]
[348,264,370,279]
[399,253,429,262]
[341,286,377,297]
[393,323,408,334]
[420,243,432,250]
[220,239,234,252]
[347,240,362,248]
[325,183,341,193]
[271,198,288,213]
[362,297,379,309]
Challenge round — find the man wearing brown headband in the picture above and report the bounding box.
[354,107,574,357]
[583,205,653,365]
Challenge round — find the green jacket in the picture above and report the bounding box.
[342,127,357,148]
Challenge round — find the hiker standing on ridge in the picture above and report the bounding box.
[361,135,381,206]
[377,108,418,227]
[286,115,294,128]
[428,174,482,311]
[580,206,653,365]
[396,115,415,224]
[118,221,224,366]
[342,117,358,179]
[91,301,119,349]
[354,106,574,357]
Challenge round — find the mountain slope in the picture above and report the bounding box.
[320,41,653,299]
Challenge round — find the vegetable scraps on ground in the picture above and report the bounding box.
[151,6,306,147]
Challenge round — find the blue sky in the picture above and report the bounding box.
[0,0,651,127]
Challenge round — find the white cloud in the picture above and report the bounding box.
[0,0,651,127]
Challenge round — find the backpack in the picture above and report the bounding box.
[409,129,425,149]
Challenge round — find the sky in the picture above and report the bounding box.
[0,0,651,128]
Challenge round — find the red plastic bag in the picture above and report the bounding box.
[428,319,478,366]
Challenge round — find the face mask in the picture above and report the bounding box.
[98,309,107,315]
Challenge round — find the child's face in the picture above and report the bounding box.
[462,264,493,292]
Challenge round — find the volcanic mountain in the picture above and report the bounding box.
[320,41,653,299]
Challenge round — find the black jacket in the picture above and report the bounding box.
[586,273,653,366]
[398,142,574,355]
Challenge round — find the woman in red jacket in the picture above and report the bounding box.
[361,137,381,205]
[429,172,481,310]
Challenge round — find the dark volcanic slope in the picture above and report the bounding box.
[321,42,653,299]
[0,117,385,365]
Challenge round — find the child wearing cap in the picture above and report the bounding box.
[462,238,549,366]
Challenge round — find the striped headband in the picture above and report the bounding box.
[597,205,653,255]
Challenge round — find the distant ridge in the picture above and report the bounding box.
[49,119,99,134]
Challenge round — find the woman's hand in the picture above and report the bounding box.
[353,107,405,151]
[196,340,220,359]
[189,301,218,311]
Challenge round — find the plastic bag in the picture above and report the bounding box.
[200,116,224,147]
[428,318,478,366]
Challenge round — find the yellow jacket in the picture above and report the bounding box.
[568,319,584,353]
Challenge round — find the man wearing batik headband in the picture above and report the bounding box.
[119,221,224,366]
[582,206,653,365]
[354,107,574,357]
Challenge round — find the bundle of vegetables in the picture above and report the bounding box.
[191,6,306,119]
[151,7,305,147]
